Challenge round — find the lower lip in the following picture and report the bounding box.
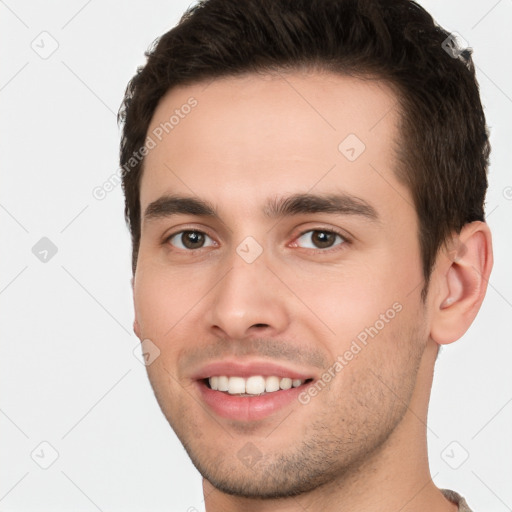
[197,380,312,422]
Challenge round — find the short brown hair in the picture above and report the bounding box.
[119,0,490,297]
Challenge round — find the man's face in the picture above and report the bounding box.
[133,72,431,497]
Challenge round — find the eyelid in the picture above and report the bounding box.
[293,225,351,242]
[162,224,352,252]
[162,225,219,248]
[289,227,350,252]
[168,232,216,250]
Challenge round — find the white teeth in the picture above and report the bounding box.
[227,376,246,395]
[217,376,229,392]
[280,377,292,390]
[245,376,266,394]
[208,375,307,395]
[265,376,280,392]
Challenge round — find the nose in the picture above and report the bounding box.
[206,251,290,341]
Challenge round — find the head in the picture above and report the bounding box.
[119,0,492,501]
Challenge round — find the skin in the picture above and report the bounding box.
[132,71,493,511]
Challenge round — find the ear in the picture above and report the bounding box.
[430,221,493,345]
[131,276,142,339]
[133,318,142,339]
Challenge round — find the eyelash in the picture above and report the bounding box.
[163,227,350,253]
[293,228,348,253]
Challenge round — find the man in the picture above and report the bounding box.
[119,0,493,510]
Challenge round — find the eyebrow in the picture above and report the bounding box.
[143,192,380,225]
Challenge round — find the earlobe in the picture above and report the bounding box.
[131,276,140,339]
[133,318,141,339]
[430,221,493,345]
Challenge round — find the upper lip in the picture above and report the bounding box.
[190,359,317,381]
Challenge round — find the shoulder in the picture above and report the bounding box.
[440,488,474,512]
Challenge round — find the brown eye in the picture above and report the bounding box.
[296,230,345,250]
[168,230,214,250]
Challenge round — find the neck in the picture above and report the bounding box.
[203,339,457,512]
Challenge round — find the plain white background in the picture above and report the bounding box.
[1,1,511,510]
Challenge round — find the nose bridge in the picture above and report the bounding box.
[206,241,289,339]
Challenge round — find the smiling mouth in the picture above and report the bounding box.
[203,375,314,396]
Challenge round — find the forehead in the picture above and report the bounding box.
[140,71,410,219]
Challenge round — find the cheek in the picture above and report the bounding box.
[133,270,193,399]
[288,265,399,338]
[321,300,425,406]
[285,251,421,364]
[133,265,192,340]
